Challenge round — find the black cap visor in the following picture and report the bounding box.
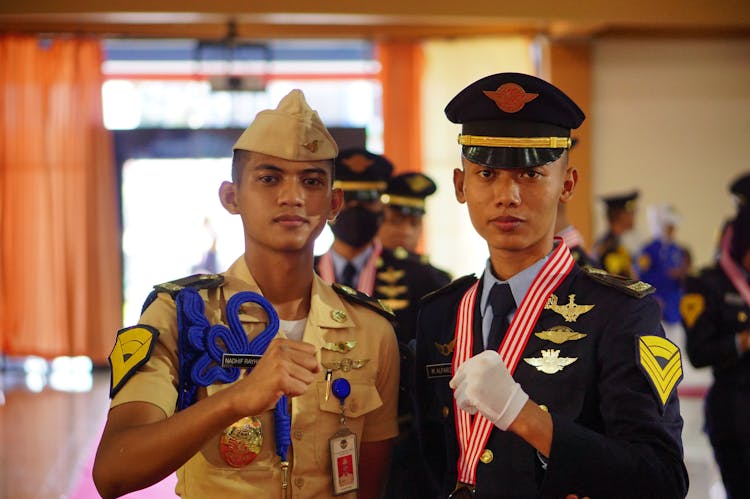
[463,145,565,168]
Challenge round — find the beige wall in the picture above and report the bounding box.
[592,37,750,269]
[419,35,750,278]
[421,37,535,277]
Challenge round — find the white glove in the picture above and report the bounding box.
[449,350,529,431]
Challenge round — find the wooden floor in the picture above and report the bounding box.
[0,360,110,499]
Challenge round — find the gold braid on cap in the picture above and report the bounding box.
[380,194,425,209]
[458,134,571,149]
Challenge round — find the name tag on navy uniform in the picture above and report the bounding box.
[426,363,452,379]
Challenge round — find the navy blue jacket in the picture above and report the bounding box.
[414,265,688,499]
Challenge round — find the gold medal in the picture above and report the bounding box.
[220,416,263,467]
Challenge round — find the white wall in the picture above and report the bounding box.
[592,37,750,269]
[421,37,534,278]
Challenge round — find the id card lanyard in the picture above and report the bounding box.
[329,378,360,495]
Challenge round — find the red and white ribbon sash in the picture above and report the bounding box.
[719,226,750,309]
[452,238,575,485]
[316,240,382,296]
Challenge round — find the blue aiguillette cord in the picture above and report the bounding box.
[177,288,290,462]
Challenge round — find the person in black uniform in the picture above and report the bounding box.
[377,172,452,499]
[379,171,437,252]
[681,205,750,499]
[316,152,449,499]
[730,171,750,208]
[592,190,640,278]
[413,72,688,499]
[316,147,393,294]
[377,172,452,341]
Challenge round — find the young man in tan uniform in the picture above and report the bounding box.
[94,90,399,499]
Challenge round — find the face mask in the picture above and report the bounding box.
[331,205,382,247]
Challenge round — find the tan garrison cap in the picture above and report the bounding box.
[233,89,338,161]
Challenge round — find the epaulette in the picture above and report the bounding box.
[421,274,477,304]
[154,273,225,298]
[580,266,655,298]
[332,283,395,320]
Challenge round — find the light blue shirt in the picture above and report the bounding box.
[330,244,374,285]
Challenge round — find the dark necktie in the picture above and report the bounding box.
[341,262,357,288]
[487,283,515,351]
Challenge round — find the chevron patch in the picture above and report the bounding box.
[108,325,159,398]
[637,335,683,407]
[680,293,705,329]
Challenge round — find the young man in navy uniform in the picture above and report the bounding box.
[414,73,688,499]
[682,205,750,499]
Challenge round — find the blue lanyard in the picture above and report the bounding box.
[175,288,290,461]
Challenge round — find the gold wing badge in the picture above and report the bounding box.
[322,341,357,354]
[523,349,577,374]
[321,358,370,372]
[545,294,594,322]
[637,335,682,407]
[535,325,587,344]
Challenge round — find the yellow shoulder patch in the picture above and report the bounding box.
[680,293,705,329]
[108,325,160,398]
[637,335,683,407]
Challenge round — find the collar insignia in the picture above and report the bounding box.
[545,294,594,322]
[523,349,577,374]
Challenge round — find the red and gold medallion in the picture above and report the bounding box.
[220,416,263,467]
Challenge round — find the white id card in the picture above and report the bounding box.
[329,430,359,495]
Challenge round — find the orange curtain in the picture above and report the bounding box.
[377,41,424,174]
[0,35,122,364]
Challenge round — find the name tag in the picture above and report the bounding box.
[221,354,262,368]
[426,363,452,379]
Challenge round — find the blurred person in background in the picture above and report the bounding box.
[638,204,691,341]
[592,190,639,278]
[681,204,750,499]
